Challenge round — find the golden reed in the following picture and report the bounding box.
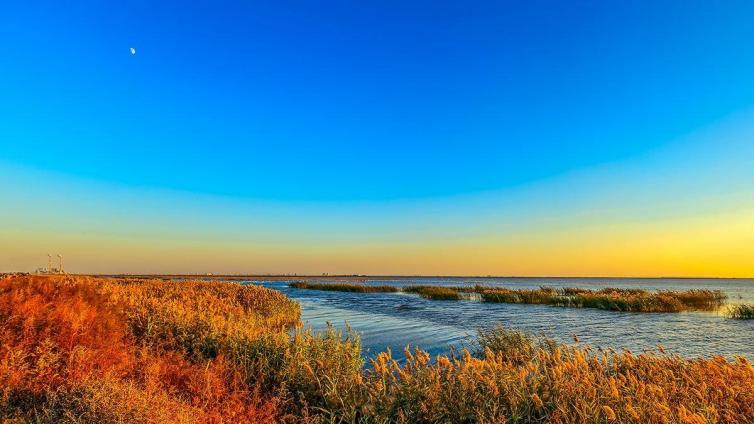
[1,275,752,423]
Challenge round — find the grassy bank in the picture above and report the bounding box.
[289,281,399,293]
[0,274,299,422]
[2,275,752,423]
[728,304,754,319]
[479,287,727,312]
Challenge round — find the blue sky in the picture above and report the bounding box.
[1,1,754,275]
[3,0,754,201]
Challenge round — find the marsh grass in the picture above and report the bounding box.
[2,275,751,423]
[728,304,754,319]
[404,286,462,300]
[0,275,288,423]
[474,325,558,362]
[290,281,398,293]
[480,287,726,312]
[360,327,754,423]
[404,285,478,294]
[300,281,728,313]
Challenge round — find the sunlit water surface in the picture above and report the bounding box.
[241,278,754,361]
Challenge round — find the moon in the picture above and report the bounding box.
[130,47,136,55]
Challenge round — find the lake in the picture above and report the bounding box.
[242,277,754,361]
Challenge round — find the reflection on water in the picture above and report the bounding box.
[243,278,754,361]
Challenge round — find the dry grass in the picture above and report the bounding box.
[1,275,751,423]
[290,281,399,293]
[0,275,288,423]
[358,325,754,423]
[728,304,754,319]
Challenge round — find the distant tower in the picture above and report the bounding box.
[47,253,52,273]
[58,254,64,274]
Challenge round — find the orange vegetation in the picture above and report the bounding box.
[1,275,752,423]
[362,326,754,423]
[0,275,291,423]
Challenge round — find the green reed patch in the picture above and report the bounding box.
[480,287,726,312]
[289,281,398,293]
[404,285,478,294]
[404,286,462,300]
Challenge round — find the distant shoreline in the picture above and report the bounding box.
[86,274,753,280]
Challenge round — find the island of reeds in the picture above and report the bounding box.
[289,281,398,293]
[2,274,752,423]
[477,286,727,312]
[403,285,464,300]
[291,282,728,313]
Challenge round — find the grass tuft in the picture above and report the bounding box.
[728,304,754,319]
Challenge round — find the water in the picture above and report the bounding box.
[242,278,754,361]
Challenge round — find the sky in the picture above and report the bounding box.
[1,0,753,276]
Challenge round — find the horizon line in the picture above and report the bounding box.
[56,273,754,280]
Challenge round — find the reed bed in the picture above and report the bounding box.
[289,281,399,293]
[276,325,754,423]
[380,325,754,423]
[403,284,479,294]
[2,275,752,423]
[728,304,754,319]
[294,281,728,313]
[0,275,293,423]
[479,287,726,312]
[404,286,462,300]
